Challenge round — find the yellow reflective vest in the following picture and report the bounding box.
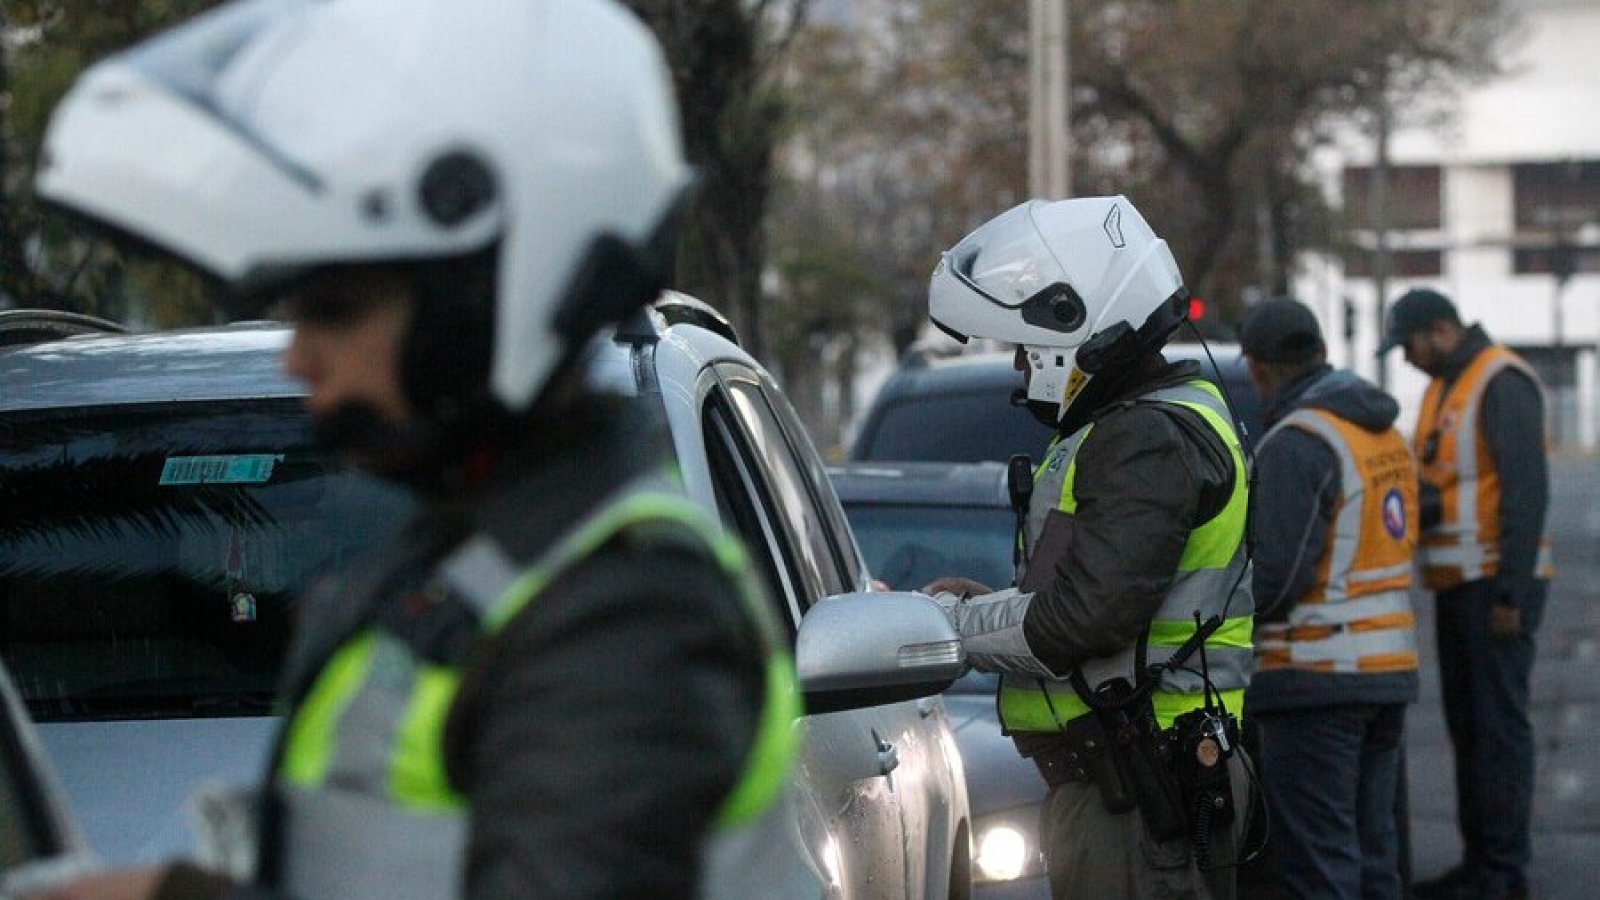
[271,480,800,900]
[998,380,1254,732]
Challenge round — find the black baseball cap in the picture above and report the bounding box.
[1239,296,1325,364]
[1377,288,1459,355]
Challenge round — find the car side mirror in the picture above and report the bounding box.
[796,590,966,714]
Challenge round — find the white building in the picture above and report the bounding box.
[1300,0,1600,448]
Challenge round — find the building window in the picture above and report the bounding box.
[1512,162,1600,277]
[1343,166,1442,231]
[1512,245,1600,278]
[1513,161,1600,231]
[1345,249,1443,278]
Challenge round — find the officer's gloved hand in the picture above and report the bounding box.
[922,576,992,600]
[927,591,963,625]
[922,577,990,629]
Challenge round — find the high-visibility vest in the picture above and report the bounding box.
[270,479,802,900]
[1254,409,1420,674]
[998,380,1254,732]
[1414,346,1555,592]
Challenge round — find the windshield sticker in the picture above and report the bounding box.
[160,454,283,485]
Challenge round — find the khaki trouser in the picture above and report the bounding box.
[1041,752,1251,900]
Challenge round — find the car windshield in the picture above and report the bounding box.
[844,502,1016,599]
[0,400,412,722]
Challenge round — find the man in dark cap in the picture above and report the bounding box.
[1381,288,1552,900]
[1240,297,1421,899]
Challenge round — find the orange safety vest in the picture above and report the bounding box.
[1413,345,1555,592]
[1255,409,1420,674]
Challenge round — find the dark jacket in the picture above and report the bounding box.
[1430,324,1550,609]
[1020,355,1242,675]
[159,397,766,900]
[1246,365,1419,712]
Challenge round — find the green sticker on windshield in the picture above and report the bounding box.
[160,454,283,485]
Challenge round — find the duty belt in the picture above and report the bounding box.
[1016,717,1106,789]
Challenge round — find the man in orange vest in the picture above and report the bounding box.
[1241,297,1420,900]
[1381,288,1552,900]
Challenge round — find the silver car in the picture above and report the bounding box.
[0,303,973,899]
[829,461,1048,900]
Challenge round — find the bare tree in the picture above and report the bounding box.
[623,0,811,361]
[1070,0,1515,316]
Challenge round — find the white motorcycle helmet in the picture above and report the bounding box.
[929,196,1189,425]
[34,0,691,422]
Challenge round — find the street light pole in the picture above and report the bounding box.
[1370,76,1393,392]
[1029,0,1070,199]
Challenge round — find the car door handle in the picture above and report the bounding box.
[873,729,899,777]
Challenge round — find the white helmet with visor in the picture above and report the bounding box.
[928,196,1188,424]
[35,0,691,416]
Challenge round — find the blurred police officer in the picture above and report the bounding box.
[29,2,799,899]
[922,197,1254,900]
[1382,289,1552,900]
[1240,297,1420,900]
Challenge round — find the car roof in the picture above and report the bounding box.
[0,302,713,417]
[827,460,1011,508]
[0,321,301,414]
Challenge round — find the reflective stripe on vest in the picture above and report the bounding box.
[274,477,801,900]
[1254,409,1420,675]
[1413,347,1555,591]
[1000,380,1255,732]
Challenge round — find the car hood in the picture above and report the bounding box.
[941,692,1045,816]
[37,717,278,864]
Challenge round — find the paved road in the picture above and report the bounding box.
[1406,455,1600,899]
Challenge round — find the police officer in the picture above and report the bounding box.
[29,2,797,899]
[1381,289,1552,900]
[1239,297,1420,900]
[922,197,1255,900]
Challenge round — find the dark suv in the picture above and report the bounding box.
[850,343,1261,464]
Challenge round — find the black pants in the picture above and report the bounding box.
[1435,578,1546,894]
[1255,703,1407,900]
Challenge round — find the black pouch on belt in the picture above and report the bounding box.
[1046,713,1135,813]
[1086,677,1189,842]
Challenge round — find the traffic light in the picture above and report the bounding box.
[1188,296,1207,321]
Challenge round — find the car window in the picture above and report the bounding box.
[843,502,1016,595]
[703,395,803,634]
[0,401,412,722]
[745,370,866,591]
[714,368,855,604]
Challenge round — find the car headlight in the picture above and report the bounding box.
[973,808,1046,883]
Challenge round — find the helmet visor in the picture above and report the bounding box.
[120,0,321,190]
[941,203,1088,336]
